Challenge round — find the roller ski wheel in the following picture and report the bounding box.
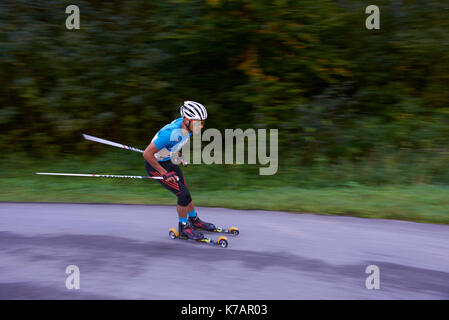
[169,228,228,248]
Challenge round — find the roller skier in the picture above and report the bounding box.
[142,101,215,240]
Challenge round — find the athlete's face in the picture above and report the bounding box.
[191,120,204,134]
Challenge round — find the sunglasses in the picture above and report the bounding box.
[193,120,205,127]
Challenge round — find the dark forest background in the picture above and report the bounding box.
[1,0,448,181]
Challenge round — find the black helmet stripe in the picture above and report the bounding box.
[195,102,206,119]
[184,108,195,117]
[194,102,207,119]
[198,104,206,120]
[189,103,203,119]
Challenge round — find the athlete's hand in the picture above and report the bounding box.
[163,171,179,183]
[180,159,188,167]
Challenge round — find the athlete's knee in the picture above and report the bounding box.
[177,188,192,207]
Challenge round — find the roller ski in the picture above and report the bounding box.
[169,221,229,248]
[189,215,240,236]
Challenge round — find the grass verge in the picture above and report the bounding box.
[1,153,448,224]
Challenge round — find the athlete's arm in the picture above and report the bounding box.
[143,141,178,183]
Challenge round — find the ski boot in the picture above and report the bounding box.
[179,221,204,240]
[189,215,217,232]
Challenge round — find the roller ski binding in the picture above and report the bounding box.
[189,215,240,236]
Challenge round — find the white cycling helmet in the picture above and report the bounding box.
[180,101,208,120]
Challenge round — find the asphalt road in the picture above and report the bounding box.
[0,202,448,299]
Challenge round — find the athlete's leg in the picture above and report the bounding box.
[170,162,186,186]
[176,204,189,223]
[145,160,203,239]
[186,201,196,218]
[168,163,218,232]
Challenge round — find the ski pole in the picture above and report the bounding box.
[82,133,189,166]
[35,172,165,180]
[82,134,144,153]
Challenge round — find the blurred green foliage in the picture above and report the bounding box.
[1,0,448,169]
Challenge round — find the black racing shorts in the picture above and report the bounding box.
[144,160,192,207]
